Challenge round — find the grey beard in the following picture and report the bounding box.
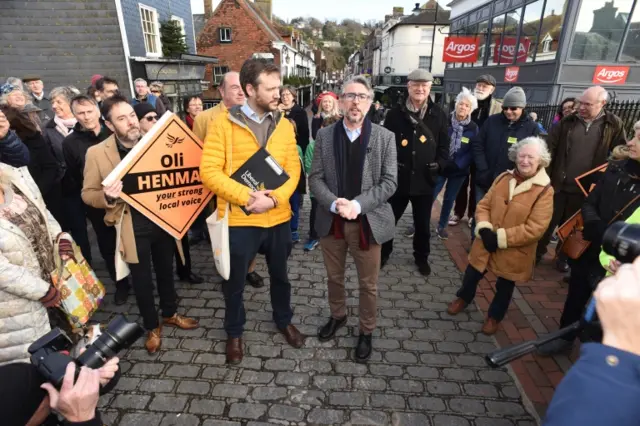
[475,91,490,101]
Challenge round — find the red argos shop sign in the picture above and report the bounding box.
[592,66,630,85]
[493,37,531,63]
[504,66,519,83]
[442,36,480,63]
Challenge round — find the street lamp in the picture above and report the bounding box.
[412,3,421,15]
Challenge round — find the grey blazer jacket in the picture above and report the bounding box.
[308,122,398,244]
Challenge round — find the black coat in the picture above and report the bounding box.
[61,122,112,197]
[18,131,59,198]
[472,112,540,191]
[283,104,310,153]
[384,99,449,196]
[41,118,69,184]
[311,116,323,140]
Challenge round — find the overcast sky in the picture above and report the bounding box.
[190,0,424,22]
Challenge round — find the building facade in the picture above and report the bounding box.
[444,0,640,104]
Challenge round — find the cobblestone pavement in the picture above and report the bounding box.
[91,200,537,426]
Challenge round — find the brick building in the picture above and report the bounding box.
[195,0,316,103]
[0,0,211,107]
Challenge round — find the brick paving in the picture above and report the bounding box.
[434,199,577,419]
[88,198,539,426]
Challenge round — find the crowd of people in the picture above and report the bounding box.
[2,56,640,425]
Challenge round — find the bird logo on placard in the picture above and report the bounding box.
[166,134,185,148]
[258,183,266,191]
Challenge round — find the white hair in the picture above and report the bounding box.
[508,136,552,168]
[455,87,478,112]
[634,120,640,132]
[341,75,374,100]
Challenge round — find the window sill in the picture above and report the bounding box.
[145,52,162,58]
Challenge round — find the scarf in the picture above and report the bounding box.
[405,98,429,120]
[320,111,332,119]
[185,114,195,130]
[449,112,470,157]
[54,115,76,137]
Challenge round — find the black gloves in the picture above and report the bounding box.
[479,228,499,253]
[582,221,607,242]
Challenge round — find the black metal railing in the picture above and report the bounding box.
[528,100,640,139]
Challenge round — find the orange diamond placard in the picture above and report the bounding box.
[103,112,213,240]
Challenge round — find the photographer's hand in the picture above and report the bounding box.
[98,357,119,386]
[41,363,100,423]
[595,257,640,356]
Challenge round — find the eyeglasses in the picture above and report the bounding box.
[150,90,161,94]
[502,107,520,112]
[343,93,370,102]
[144,115,158,122]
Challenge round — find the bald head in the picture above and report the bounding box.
[219,72,244,107]
[579,85,607,121]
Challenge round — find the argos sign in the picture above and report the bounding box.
[592,66,630,85]
[442,36,479,63]
[493,37,531,63]
[504,66,519,83]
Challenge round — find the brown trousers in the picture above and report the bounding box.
[320,222,381,333]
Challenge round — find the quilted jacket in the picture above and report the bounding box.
[0,164,63,365]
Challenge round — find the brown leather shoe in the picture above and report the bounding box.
[145,328,162,354]
[162,314,199,330]
[280,324,305,348]
[226,337,243,365]
[482,318,500,335]
[447,298,468,315]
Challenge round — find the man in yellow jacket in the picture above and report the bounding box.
[200,59,303,364]
[193,71,265,289]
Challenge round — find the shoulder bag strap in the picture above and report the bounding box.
[608,193,640,225]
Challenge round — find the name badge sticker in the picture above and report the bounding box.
[507,137,518,144]
[461,137,469,144]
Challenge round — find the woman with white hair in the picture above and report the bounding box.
[0,83,29,110]
[447,136,554,335]
[433,87,479,239]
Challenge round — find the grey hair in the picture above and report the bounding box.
[49,86,81,104]
[0,86,29,106]
[507,136,552,168]
[6,77,23,88]
[634,120,640,132]
[134,78,148,86]
[455,87,478,112]
[341,75,374,100]
[149,81,164,91]
[280,85,297,99]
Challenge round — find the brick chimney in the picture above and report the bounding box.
[254,0,272,20]
[392,7,404,17]
[204,0,212,18]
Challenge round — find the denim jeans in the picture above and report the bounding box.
[289,191,301,232]
[433,175,467,230]
[223,223,293,337]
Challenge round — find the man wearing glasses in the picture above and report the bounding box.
[309,75,397,362]
[134,103,158,135]
[472,86,540,208]
[380,69,449,276]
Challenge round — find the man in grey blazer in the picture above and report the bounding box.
[309,75,398,362]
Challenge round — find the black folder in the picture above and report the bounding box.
[231,147,290,215]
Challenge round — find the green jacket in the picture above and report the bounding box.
[599,206,640,274]
[304,139,315,198]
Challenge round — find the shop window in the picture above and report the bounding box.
[475,20,489,67]
[536,0,569,61]
[519,0,545,62]
[488,14,506,66]
[620,1,640,62]
[570,0,634,61]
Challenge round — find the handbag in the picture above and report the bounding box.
[560,194,640,260]
[206,137,232,280]
[50,236,106,329]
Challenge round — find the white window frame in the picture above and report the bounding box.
[542,33,552,53]
[420,27,434,43]
[219,27,232,43]
[170,15,186,37]
[139,4,162,57]
[213,65,229,84]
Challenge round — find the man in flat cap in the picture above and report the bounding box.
[381,69,449,276]
[23,74,53,122]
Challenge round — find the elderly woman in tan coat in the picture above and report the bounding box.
[447,136,554,335]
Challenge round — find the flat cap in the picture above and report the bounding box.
[408,69,433,82]
[22,74,42,83]
[476,74,496,87]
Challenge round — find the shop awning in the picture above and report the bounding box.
[374,85,389,92]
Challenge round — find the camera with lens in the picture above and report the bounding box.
[602,222,640,264]
[28,314,144,387]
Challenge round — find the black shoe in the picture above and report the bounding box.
[555,258,569,273]
[114,284,129,305]
[355,333,372,362]
[246,271,264,288]
[318,316,347,342]
[180,272,204,284]
[415,260,431,276]
[380,255,389,270]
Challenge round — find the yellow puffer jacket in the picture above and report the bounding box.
[200,106,301,228]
